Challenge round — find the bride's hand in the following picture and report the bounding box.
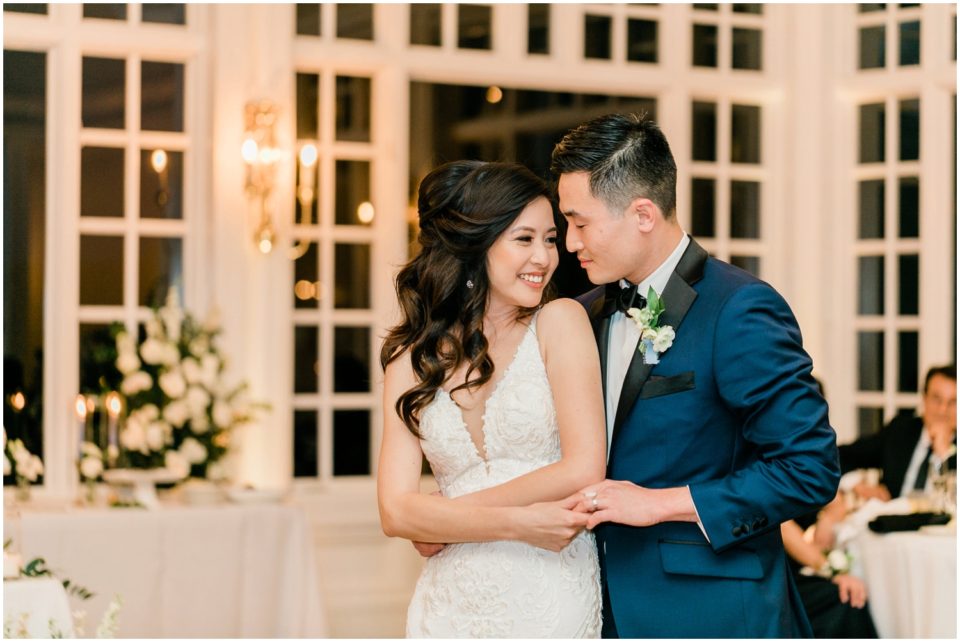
[412,541,446,558]
[517,494,590,552]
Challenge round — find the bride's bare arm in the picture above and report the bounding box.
[377,351,587,549]
[454,298,606,508]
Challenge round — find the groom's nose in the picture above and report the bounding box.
[565,227,583,252]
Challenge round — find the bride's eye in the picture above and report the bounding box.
[545,236,557,245]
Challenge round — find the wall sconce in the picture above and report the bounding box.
[241,100,282,254]
[150,149,169,207]
[290,142,318,259]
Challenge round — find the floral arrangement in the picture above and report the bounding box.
[112,290,262,480]
[626,287,676,365]
[3,428,43,491]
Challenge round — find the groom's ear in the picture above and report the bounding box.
[627,197,659,233]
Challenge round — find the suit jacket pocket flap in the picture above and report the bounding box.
[639,371,695,399]
[659,540,763,580]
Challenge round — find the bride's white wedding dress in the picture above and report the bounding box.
[406,318,601,638]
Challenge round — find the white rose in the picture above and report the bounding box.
[80,442,102,458]
[827,549,850,574]
[164,450,190,479]
[140,338,166,365]
[161,344,180,367]
[145,317,163,339]
[115,352,141,375]
[190,415,210,435]
[188,337,209,358]
[145,421,169,451]
[163,401,190,428]
[23,455,43,481]
[186,386,211,417]
[79,456,103,480]
[11,441,32,467]
[181,358,202,385]
[652,326,676,353]
[120,420,148,454]
[121,371,153,396]
[179,437,208,465]
[212,401,233,429]
[3,454,11,476]
[141,404,160,421]
[640,327,658,342]
[159,370,187,399]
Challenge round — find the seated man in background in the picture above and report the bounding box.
[839,364,956,500]
[781,493,878,639]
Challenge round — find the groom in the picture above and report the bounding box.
[552,114,840,638]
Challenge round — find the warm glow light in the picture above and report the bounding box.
[486,86,503,104]
[357,201,375,224]
[294,279,316,300]
[105,391,122,418]
[150,149,168,174]
[299,144,318,167]
[10,392,25,412]
[241,138,259,164]
[258,236,273,254]
[74,394,88,420]
[85,396,96,415]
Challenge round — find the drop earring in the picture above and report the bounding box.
[466,279,475,289]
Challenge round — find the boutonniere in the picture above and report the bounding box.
[626,287,675,365]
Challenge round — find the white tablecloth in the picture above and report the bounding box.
[3,500,327,638]
[854,528,957,638]
[3,577,75,638]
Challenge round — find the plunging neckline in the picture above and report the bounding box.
[437,326,533,465]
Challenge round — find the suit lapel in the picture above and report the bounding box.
[587,290,611,400]
[611,236,708,439]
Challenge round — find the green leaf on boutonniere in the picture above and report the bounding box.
[645,286,664,325]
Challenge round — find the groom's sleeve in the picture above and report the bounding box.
[688,283,841,553]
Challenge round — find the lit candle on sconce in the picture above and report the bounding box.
[74,394,88,459]
[150,149,169,207]
[298,143,318,212]
[105,392,122,466]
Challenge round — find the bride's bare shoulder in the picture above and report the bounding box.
[535,298,592,343]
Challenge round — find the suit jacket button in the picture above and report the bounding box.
[756,517,768,528]
[731,525,744,537]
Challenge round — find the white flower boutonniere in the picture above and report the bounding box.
[626,287,675,365]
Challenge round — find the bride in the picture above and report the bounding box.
[378,160,606,638]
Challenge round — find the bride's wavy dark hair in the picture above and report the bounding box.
[380,160,557,436]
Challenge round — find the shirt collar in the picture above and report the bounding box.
[621,233,690,297]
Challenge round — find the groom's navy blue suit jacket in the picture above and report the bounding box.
[578,237,840,638]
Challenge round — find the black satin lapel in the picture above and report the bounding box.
[591,310,611,401]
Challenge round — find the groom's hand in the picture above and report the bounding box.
[576,480,698,530]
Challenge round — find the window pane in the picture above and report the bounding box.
[296,72,319,140]
[458,4,492,50]
[334,327,370,392]
[412,4,442,46]
[859,180,885,239]
[858,331,885,391]
[83,4,126,20]
[141,61,184,132]
[898,253,919,315]
[898,176,919,238]
[730,256,761,277]
[337,3,373,40]
[293,242,320,309]
[335,160,372,226]
[80,235,124,305]
[81,147,124,217]
[731,104,761,164]
[899,20,920,66]
[732,4,762,13]
[732,28,762,70]
[294,326,319,394]
[334,244,370,309]
[692,4,718,11]
[859,103,885,164]
[4,4,47,14]
[333,409,370,475]
[898,331,919,393]
[858,256,885,315]
[142,4,185,25]
[295,149,319,229]
[691,101,716,162]
[730,181,760,239]
[79,323,119,397]
[293,410,318,477]
[335,76,371,142]
[140,149,183,219]
[139,237,183,307]
[692,24,718,67]
[4,49,46,466]
[860,4,887,12]
[691,178,715,237]
[899,98,919,161]
[584,14,612,60]
[858,407,884,438]
[528,4,549,55]
[627,19,657,63]
[859,25,886,69]
[82,56,125,129]
[296,3,321,36]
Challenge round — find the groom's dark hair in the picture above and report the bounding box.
[550,112,677,219]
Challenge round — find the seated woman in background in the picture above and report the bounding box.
[781,494,878,639]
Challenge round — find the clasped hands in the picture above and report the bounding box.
[413,480,666,558]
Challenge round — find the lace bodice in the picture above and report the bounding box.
[406,316,601,638]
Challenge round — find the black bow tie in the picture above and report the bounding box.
[602,282,647,317]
